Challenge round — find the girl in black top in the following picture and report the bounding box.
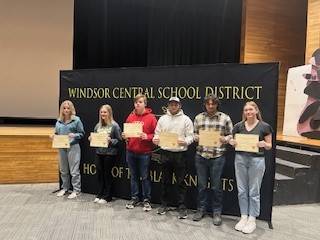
[229,101,272,234]
[89,104,122,203]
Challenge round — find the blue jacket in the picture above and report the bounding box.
[55,116,85,145]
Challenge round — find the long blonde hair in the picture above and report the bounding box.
[99,104,114,126]
[58,100,76,121]
[242,101,263,121]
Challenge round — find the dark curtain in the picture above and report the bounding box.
[73,0,243,69]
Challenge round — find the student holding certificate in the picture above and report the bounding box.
[152,97,194,219]
[229,101,272,234]
[89,105,122,204]
[192,94,233,225]
[122,94,157,211]
[54,100,85,199]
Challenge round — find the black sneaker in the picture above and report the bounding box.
[126,199,140,209]
[142,200,152,212]
[157,206,167,215]
[212,213,222,226]
[192,210,205,221]
[178,209,188,219]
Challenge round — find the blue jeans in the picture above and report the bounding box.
[126,151,151,201]
[234,152,265,217]
[195,154,226,213]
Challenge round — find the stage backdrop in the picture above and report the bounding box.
[60,63,278,221]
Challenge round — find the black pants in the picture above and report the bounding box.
[160,150,187,209]
[95,154,115,201]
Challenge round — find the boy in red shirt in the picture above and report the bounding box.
[122,94,157,211]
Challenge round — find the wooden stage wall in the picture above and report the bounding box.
[305,0,320,62]
[1,126,319,185]
[0,126,58,184]
[241,0,308,132]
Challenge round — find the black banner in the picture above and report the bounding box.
[60,63,278,221]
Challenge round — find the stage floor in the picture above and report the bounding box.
[0,183,319,240]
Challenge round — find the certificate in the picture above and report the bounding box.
[198,130,221,147]
[159,132,179,149]
[123,123,143,138]
[52,135,70,149]
[235,134,259,153]
[90,132,109,148]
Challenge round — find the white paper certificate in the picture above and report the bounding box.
[123,123,143,138]
[235,134,259,153]
[159,132,179,149]
[52,135,70,149]
[90,132,109,147]
[198,130,221,147]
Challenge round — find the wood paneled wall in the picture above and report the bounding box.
[241,0,307,132]
[305,0,320,62]
[0,127,58,183]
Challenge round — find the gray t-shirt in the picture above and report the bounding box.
[232,120,272,156]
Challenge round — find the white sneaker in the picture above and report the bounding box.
[56,189,66,197]
[67,192,80,199]
[242,216,256,234]
[126,199,139,209]
[93,198,100,203]
[97,199,107,204]
[235,215,248,231]
[142,201,152,212]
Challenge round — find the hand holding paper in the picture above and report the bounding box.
[52,135,70,149]
[89,132,109,147]
[123,123,143,138]
[159,132,179,149]
[198,130,221,147]
[235,134,259,153]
